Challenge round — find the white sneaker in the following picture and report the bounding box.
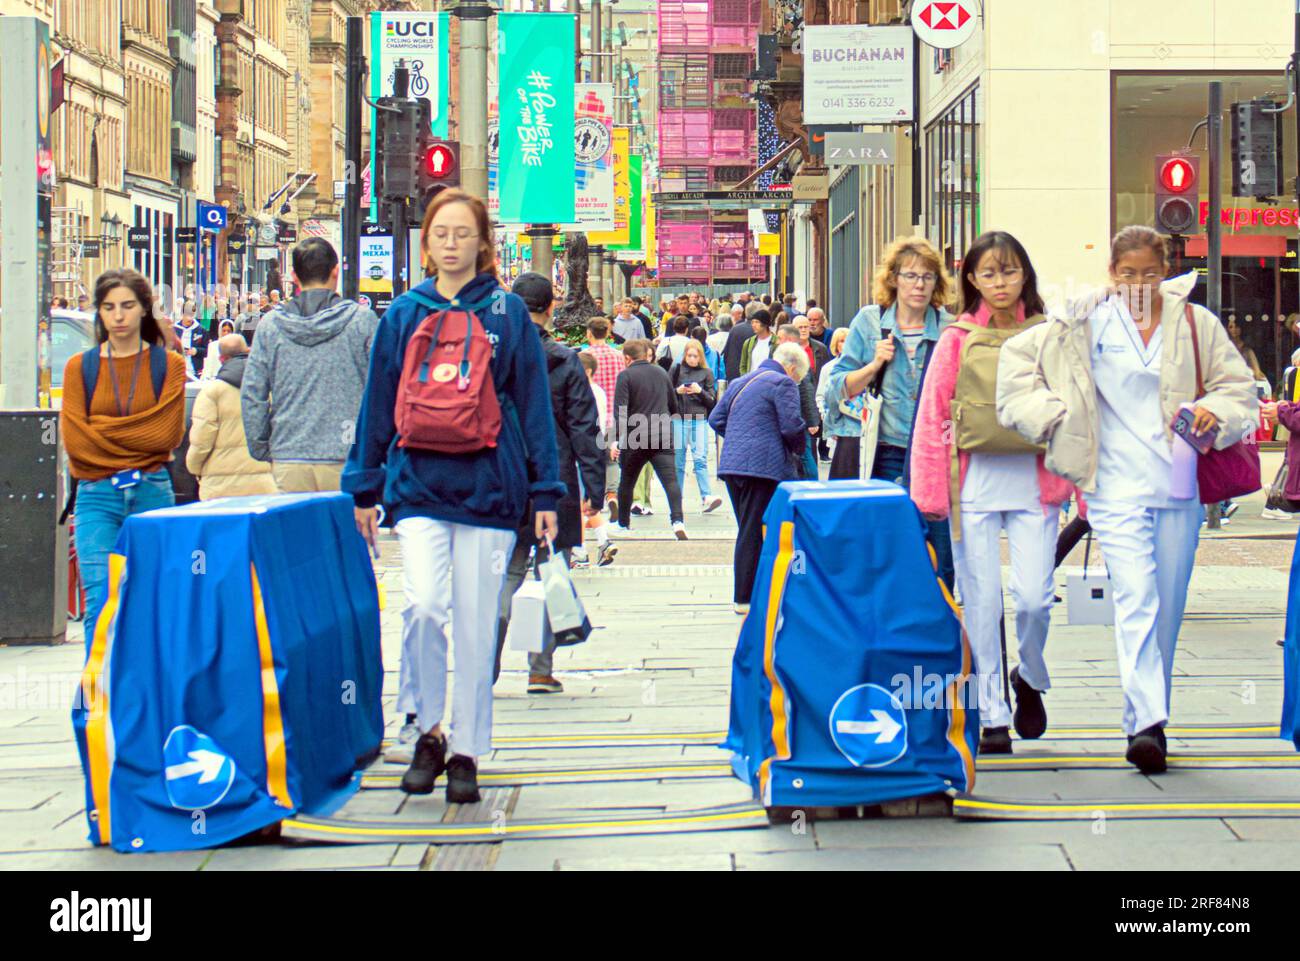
[609,523,633,537]
[642,505,655,516]
[703,496,723,513]
[385,721,420,764]
[672,521,688,540]
[734,603,750,615]
[1262,507,1299,520]
[631,502,647,515]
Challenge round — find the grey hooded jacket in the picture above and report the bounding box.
[241,288,380,463]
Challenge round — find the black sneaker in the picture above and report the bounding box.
[979,726,1012,754]
[1125,724,1167,774]
[399,732,447,795]
[1010,667,1047,740]
[446,754,481,804]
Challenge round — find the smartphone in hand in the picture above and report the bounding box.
[1171,406,1218,456]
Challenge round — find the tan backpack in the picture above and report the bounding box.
[949,315,1047,455]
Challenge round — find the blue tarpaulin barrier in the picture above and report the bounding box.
[725,480,979,808]
[73,492,384,853]
[1281,528,1300,749]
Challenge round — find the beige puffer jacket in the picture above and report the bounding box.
[185,358,276,500]
[995,272,1259,494]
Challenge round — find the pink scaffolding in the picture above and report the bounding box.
[655,0,765,285]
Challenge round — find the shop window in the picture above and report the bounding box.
[925,82,979,277]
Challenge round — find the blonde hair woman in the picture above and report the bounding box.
[826,237,957,584]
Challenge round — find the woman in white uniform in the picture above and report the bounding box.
[911,232,1076,755]
[997,226,1258,773]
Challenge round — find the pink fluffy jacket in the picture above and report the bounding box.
[908,300,1076,521]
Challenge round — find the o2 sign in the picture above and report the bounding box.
[197,201,227,231]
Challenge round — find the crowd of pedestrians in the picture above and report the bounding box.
[65,189,1272,798]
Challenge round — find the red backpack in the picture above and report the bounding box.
[394,291,502,453]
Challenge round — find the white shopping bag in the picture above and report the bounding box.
[537,543,585,634]
[507,579,548,652]
[1066,532,1114,626]
[858,389,884,480]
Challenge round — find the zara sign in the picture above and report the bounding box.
[825,132,896,165]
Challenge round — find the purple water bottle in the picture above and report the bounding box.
[1170,403,1199,500]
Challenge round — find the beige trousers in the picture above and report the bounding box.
[272,461,344,493]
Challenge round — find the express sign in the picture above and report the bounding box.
[912,1,977,49]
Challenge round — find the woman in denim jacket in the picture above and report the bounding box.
[827,237,955,586]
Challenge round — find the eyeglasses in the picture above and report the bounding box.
[1115,271,1165,283]
[430,227,479,243]
[974,267,1024,284]
[897,270,938,286]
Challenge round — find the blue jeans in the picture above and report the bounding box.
[872,443,955,591]
[673,417,712,498]
[74,469,175,651]
[801,433,819,480]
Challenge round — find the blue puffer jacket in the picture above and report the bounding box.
[342,272,565,531]
[709,359,806,482]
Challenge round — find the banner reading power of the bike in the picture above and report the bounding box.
[368,10,450,222]
[496,12,577,226]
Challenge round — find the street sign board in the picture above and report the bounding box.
[175,226,198,245]
[825,132,896,165]
[652,189,793,210]
[802,25,914,125]
[127,226,150,250]
[227,236,247,256]
[911,1,977,49]
[197,200,227,231]
[82,240,101,258]
[792,173,831,201]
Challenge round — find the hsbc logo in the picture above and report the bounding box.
[919,2,970,30]
[912,1,976,48]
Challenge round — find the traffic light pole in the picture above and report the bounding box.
[1207,82,1223,320]
[1206,81,1223,531]
[342,16,364,301]
[455,2,493,201]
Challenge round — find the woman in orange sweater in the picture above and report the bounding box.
[63,269,187,649]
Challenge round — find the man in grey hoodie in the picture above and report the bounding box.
[241,237,380,492]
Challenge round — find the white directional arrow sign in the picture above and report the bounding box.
[835,710,903,744]
[165,749,227,784]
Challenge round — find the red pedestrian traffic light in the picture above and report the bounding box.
[1159,157,1195,193]
[1154,153,1200,236]
[424,143,457,180]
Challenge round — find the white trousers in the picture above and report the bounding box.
[393,517,516,758]
[951,507,1060,728]
[1084,499,1201,735]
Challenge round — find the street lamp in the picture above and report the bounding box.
[98,212,123,244]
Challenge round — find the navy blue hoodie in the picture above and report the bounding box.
[342,272,565,530]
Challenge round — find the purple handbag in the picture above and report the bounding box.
[1186,304,1261,504]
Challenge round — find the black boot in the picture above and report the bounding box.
[446,754,481,804]
[399,733,447,795]
[979,726,1012,754]
[1010,667,1047,740]
[1125,724,1167,774]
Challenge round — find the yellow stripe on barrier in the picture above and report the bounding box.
[281,807,769,841]
[361,762,733,788]
[757,521,797,803]
[492,731,726,744]
[82,551,127,847]
[955,797,1300,815]
[251,564,293,810]
[934,542,977,791]
[1046,725,1281,737]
